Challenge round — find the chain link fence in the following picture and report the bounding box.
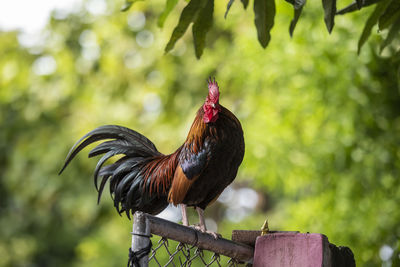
[149,237,243,266]
[128,212,254,267]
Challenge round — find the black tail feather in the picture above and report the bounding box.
[96,157,129,203]
[59,125,169,217]
[59,125,161,175]
[95,151,116,190]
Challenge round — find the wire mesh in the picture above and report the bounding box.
[148,237,245,267]
[130,213,253,267]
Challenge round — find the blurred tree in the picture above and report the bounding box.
[0,0,399,266]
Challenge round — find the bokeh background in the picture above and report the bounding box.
[1,0,399,266]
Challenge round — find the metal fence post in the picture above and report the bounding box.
[131,211,151,267]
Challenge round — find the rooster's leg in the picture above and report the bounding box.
[195,207,221,239]
[180,204,189,226]
[196,207,207,232]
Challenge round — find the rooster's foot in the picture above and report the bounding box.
[189,224,221,239]
[189,223,201,231]
[204,230,221,239]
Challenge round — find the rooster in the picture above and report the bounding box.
[59,78,245,237]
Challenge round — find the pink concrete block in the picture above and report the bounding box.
[253,233,331,267]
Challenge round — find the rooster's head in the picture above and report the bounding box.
[203,77,222,123]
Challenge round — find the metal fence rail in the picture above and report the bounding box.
[129,212,254,267]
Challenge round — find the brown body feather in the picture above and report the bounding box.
[168,166,199,204]
[144,152,180,195]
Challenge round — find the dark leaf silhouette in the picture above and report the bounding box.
[358,0,391,54]
[254,0,276,48]
[165,0,207,53]
[322,0,337,33]
[193,0,214,58]
[225,0,235,18]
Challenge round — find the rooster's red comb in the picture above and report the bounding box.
[207,77,219,102]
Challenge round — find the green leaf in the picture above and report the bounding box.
[286,0,306,37]
[241,0,249,9]
[358,0,391,54]
[336,0,381,15]
[158,0,179,28]
[322,0,337,33]
[378,0,400,30]
[380,16,400,52]
[289,7,304,37]
[225,0,235,19]
[165,0,207,53]
[254,0,276,48]
[193,0,214,58]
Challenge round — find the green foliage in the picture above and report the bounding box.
[285,0,305,37]
[357,0,392,54]
[378,0,400,30]
[322,0,336,33]
[164,0,207,54]
[0,0,400,266]
[253,0,276,48]
[380,16,400,52]
[192,0,214,59]
[336,0,379,15]
[123,0,399,58]
[338,0,400,55]
[158,0,179,27]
